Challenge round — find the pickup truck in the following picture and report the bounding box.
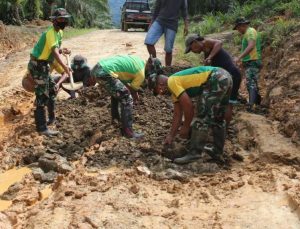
[121,0,152,32]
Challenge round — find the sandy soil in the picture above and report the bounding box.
[0,28,299,228]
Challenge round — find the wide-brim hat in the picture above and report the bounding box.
[50,8,71,20]
[233,17,250,30]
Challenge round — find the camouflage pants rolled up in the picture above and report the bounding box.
[91,64,133,127]
[190,69,233,155]
[28,59,56,108]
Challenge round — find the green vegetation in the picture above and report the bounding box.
[0,0,112,28]
[176,0,300,64]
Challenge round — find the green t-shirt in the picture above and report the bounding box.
[99,55,145,90]
[31,26,63,62]
[168,66,219,102]
[242,27,262,62]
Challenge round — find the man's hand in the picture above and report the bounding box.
[204,58,212,65]
[184,25,189,36]
[179,125,190,139]
[54,83,60,93]
[234,57,241,66]
[164,134,174,145]
[60,48,71,55]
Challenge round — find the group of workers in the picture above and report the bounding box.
[27,3,262,165]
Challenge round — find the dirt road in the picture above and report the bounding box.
[0,29,300,228]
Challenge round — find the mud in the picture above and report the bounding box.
[0,29,300,228]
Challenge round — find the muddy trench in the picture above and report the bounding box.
[0,30,299,228]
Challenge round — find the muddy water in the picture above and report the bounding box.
[0,167,31,211]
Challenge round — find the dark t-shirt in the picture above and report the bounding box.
[153,0,188,32]
[72,66,91,87]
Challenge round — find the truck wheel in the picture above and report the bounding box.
[144,25,149,32]
[124,23,128,32]
[121,22,124,31]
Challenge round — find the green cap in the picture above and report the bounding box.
[184,34,200,54]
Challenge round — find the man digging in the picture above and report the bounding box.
[28,8,71,136]
[91,55,146,139]
[148,66,232,164]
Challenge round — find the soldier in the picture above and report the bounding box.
[91,55,145,139]
[28,8,71,136]
[148,66,232,164]
[233,18,262,112]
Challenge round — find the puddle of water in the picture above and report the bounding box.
[0,167,31,211]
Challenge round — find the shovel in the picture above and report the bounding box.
[62,55,83,91]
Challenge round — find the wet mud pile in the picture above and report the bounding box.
[262,31,300,145]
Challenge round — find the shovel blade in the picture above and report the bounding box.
[62,82,84,91]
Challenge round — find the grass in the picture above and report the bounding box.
[63,27,98,39]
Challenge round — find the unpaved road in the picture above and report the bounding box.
[0,29,300,229]
[0,29,165,99]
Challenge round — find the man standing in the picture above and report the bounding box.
[91,55,145,139]
[148,66,232,164]
[234,18,262,112]
[28,8,71,136]
[144,0,189,66]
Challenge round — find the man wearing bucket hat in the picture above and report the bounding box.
[28,8,71,136]
[184,34,242,126]
[233,17,262,112]
[148,66,232,164]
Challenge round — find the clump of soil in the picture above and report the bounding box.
[262,31,300,145]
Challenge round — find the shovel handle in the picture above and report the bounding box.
[66,55,75,89]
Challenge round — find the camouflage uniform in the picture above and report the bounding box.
[91,64,134,128]
[190,69,233,156]
[243,60,262,97]
[28,59,56,108]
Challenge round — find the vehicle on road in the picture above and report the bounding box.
[121,0,152,32]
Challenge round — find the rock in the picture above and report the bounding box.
[136,166,151,176]
[165,169,189,183]
[0,182,23,200]
[32,167,58,183]
[129,185,140,194]
[38,153,73,174]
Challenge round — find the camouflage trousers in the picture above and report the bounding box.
[28,59,56,108]
[190,69,233,155]
[243,60,262,93]
[91,64,133,128]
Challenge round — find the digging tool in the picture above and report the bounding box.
[62,55,83,91]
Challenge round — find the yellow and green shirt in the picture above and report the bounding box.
[241,27,262,62]
[168,66,219,102]
[99,55,145,90]
[31,26,63,62]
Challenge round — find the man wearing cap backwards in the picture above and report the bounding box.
[234,18,262,112]
[148,66,232,164]
[144,0,189,66]
[28,8,71,136]
[91,55,145,139]
[184,34,242,125]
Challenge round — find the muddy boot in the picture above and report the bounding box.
[47,100,56,126]
[204,125,226,163]
[247,88,258,112]
[35,107,59,137]
[111,97,120,124]
[174,128,206,164]
[120,104,143,139]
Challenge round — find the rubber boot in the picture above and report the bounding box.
[111,97,120,124]
[204,125,226,163]
[247,88,257,112]
[35,107,59,136]
[47,100,56,126]
[174,128,206,164]
[120,104,144,139]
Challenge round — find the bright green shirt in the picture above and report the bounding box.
[168,66,219,102]
[31,26,63,62]
[242,27,262,62]
[99,55,145,90]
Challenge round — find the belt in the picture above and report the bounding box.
[30,55,49,65]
